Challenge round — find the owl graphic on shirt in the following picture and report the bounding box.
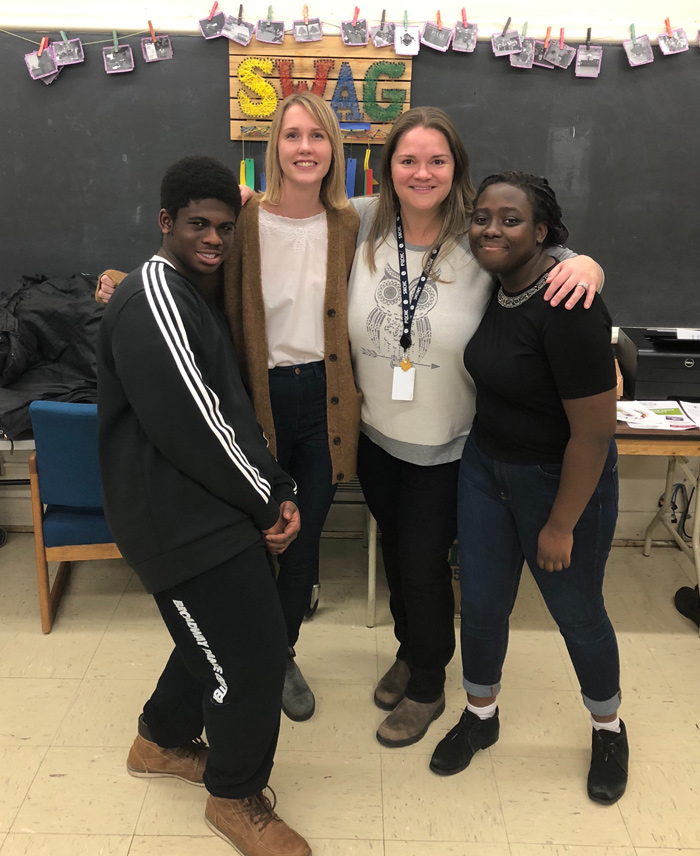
[366,261,439,365]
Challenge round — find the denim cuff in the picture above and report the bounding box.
[582,690,621,717]
[463,677,501,698]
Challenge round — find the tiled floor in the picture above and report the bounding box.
[0,532,699,855]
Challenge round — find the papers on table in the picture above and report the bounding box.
[616,400,700,430]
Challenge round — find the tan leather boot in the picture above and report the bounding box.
[374,658,411,711]
[205,789,311,856]
[126,716,208,786]
[376,693,445,748]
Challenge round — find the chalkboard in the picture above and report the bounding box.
[1,31,698,327]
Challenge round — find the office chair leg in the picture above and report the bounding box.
[36,556,71,634]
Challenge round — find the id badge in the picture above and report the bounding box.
[392,365,415,400]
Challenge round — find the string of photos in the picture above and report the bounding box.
[6,4,699,86]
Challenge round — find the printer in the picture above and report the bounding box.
[616,328,700,401]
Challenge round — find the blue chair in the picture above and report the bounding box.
[28,401,122,633]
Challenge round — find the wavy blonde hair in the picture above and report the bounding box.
[365,106,476,273]
[261,92,348,211]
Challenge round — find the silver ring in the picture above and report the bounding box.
[576,281,589,289]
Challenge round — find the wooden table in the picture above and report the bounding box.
[615,424,700,634]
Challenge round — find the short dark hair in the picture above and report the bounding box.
[475,171,569,247]
[160,156,241,221]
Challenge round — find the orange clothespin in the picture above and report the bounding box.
[664,17,673,36]
[148,20,157,42]
[544,25,551,49]
[437,10,442,30]
[37,36,49,56]
[303,4,309,24]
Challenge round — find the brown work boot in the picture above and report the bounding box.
[126,715,208,786]
[376,693,445,748]
[205,788,311,856]
[374,658,411,711]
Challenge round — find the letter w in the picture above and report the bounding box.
[278,58,335,98]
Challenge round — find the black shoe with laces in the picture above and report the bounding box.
[429,707,500,776]
[674,585,700,628]
[587,720,629,804]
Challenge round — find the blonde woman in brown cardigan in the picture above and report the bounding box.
[97,94,360,724]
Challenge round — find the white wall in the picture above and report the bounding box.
[2,0,699,42]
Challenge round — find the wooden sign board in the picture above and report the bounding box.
[229,37,412,144]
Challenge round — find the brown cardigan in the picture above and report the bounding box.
[223,198,362,484]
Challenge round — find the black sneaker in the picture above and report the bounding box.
[674,585,700,628]
[587,720,629,804]
[429,708,500,776]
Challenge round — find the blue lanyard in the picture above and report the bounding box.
[396,213,440,350]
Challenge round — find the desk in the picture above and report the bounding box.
[615,424,700,633]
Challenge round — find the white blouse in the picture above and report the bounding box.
[258,207,328,368]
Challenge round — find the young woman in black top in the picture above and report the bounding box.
[429,172,628,804]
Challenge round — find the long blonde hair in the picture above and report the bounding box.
[261,92,349,211]
[365,106,476,272]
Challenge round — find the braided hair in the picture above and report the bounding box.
[474,171,569,247]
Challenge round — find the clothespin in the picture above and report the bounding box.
[664,17,672,37]
[502,17,511,35]
[630,23,636,44]
[352,6,360,27]
[364,147,373,196]
[403,11,408,29]
[303,4,309,25]
[544,25,551,49]
[37,36,48,56]
[237,4,243,24]
[437,10,442,31]
[586,27,591,48]
[461,8,467,27]
[60,30,69,46]
[521,20,528,38]
[148,20,157,42]
[559,27,564,49]
[208,2,219,20]
[380,9,386,31]
[112,30,119,50]
[267,6,273,26]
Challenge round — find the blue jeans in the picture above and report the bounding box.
[269,361,337,648]
[458,433,621,716]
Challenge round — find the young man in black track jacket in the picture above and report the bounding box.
[97,156,310,856]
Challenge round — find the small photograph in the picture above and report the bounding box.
[658,27,689,55]
[293,18,323,42]
[199,12,226,39]
[544,41,576,69]
[41,69,61,85]
[221,17,254,45]
[24,46,58,80]
[623,34,654,66]
[103,44,135,74]
[422,22,452,51]
[533,40,555,68]
[142,36,173,62]
[452,22,477,53]
[575,45,603,78]
[52,38,84,66]
[255,19,285,44]
[491,30,522,56]
[394,26,421,55]
[371,22,396,48]
[510,37,535,68]
[341,18,369,45]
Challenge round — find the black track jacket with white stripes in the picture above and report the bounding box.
[97,256,297,594]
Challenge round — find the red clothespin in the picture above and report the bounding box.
[148,20,157,42]
[664,17,672,36]
[352,6,359,26]
[37,36,48,56]
[303,4,309,24]
[502,16,511,35]
[208,2,218,20]
[544,25,551,49]
[461,8,467,27]
[559,27,564,49]
[437,10,442,30]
